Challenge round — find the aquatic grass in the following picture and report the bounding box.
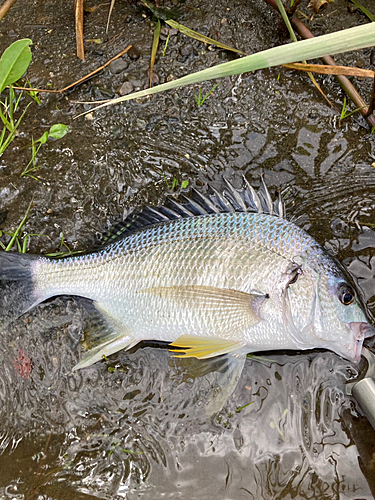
[339,96,366,124]
[165,19,246,55]
[162,33,170,57]
[0,202,79,256]
[0,200,33,252]
[150,18,161,89]
[348,0,375,21]
[235,401,254,413]
[76,23,375,116]
[194,83,220,107]
[21,123,69,180]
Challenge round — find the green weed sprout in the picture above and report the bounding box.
[339,96,366,124]
[21,123,69,180]
[194,83,220,107]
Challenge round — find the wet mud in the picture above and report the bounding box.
[1,0,375,498]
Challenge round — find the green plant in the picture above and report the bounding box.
[162,33,170,57]
[162,174,189,192]
[0,39,33,156]
[77,23,375,116]
[339,96,366,123]
[21,123,69,180]
[194,83,220,107]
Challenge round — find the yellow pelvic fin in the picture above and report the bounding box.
[169,334,244,359]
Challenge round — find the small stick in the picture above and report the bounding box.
[0,0,17,21]
[11,45,132,94]
[75,0,85,60]
[283,63,375,79]
[367,75,375,118]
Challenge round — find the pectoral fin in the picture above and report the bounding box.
[141,285,267,338]
[169,335,244,359]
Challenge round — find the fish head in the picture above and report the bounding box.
[285,258,375,363]
[320,273,375,362]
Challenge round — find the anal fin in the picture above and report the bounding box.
[169,334,244,359]
[73,300,139,370]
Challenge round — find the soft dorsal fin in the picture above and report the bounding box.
[100,176,285,246]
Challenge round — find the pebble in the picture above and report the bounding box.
[119,81,134,96]
[109,58,129,74]
[180,44,193,57]
[128,46,141,60]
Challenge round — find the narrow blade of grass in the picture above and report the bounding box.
[76,23,375,116]
[150,18,161,89]
[165,19,246,55]
[5,199,33,251]
[349,0,375,21]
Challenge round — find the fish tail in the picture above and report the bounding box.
[0,251,42,323]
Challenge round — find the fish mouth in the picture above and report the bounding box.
[348,322,375,363]
[350,322,375,340]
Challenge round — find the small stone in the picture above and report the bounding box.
[146,70,160,85]
[128,78,142,88]
[109,58,129,74]
[46,208,53,214]
[160,27,169,40]
[128,46,141,60]
[136,119,147,129]
[356,58,365,68]
[85,113,94,120]
[180,44,193,57]
[119,81,134,96]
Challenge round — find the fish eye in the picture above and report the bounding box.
[338,284,355,305]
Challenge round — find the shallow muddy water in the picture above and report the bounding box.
[1,0,375,498]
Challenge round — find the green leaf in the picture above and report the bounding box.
[0,39,32,93]
[36,131,49,145]
[181,180,189,189]
[166,19,246,55]
[48,123,68,139]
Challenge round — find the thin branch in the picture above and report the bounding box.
[11,45,132,94]
[367,75,375,117]
[75,0,85,60]
[0,0,17,21]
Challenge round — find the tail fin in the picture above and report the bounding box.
[0,251,41,323]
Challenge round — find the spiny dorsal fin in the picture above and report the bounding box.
[99,177,285,246]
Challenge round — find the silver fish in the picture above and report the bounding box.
[0,179,374,370]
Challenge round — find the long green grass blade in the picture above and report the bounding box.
[349,0,375,21]
[165,19,246,55]
[77,23,375,116]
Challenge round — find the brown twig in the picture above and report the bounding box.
[0,0,17,21]
[263,0,375,127]
[366,75,375,118]
[11,45,132,94]
[283,62,375,79]
[75,0,85,60]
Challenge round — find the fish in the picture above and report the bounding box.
[0,177,374,372]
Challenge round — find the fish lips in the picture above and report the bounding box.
[346,322,375,363]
